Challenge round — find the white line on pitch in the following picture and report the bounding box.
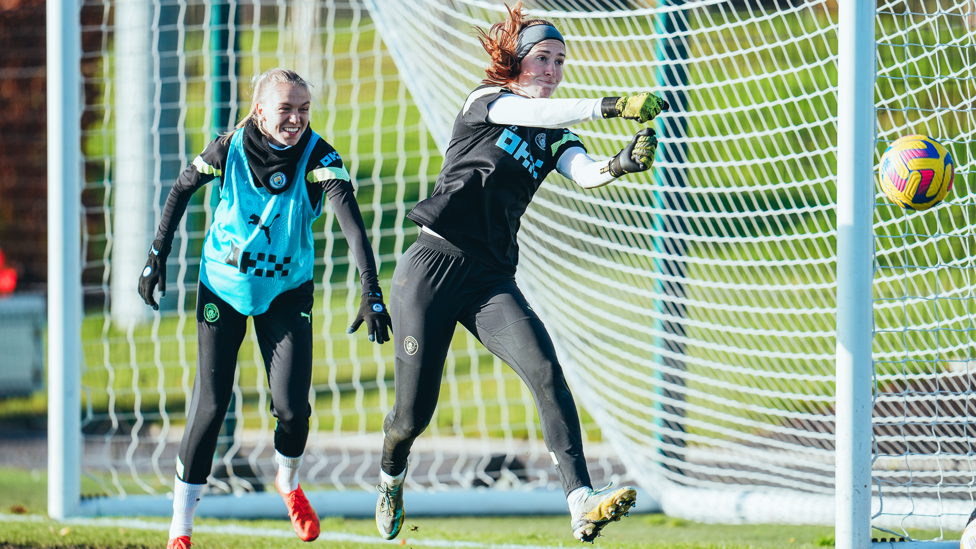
[0,514,563,549]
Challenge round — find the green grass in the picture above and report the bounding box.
[0,467,922,549]
[0,516,846,549]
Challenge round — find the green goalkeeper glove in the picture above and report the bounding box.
[601,128,657,178]
[601,92,670,123]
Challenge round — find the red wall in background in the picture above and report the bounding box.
[0,0,47,291]
[0,0,104,293]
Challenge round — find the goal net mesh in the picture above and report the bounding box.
[374,0,839,521]
[872,0,976,537]
[74,0,976,533]
[79,0,628,503]
[370,0,976,534]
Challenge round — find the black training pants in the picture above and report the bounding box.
[177,280,315,484]
[382,233,591,496]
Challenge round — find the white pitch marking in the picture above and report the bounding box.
[0,514,561,549]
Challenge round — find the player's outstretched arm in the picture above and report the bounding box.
[601,93,670,123]
[484,92,669,129]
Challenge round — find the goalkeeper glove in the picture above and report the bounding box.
[601,92,670,123]
[138,239,169,311]
[601,128,657,178]
[347,291,392,344]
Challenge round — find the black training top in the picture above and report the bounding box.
[407,85,586,275]
[154,121,381,295]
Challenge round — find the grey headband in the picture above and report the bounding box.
[514,24,564,60]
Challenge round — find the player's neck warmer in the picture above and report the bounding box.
[515,24,564,61]
[241,119,312,194]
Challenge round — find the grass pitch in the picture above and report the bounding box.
[0,466,952,549]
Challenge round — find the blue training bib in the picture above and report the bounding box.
[199,129,322,315]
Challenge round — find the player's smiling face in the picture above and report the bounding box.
[257,83,310,147]
[511,39,565,99]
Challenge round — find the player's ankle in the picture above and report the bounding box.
[567,486,590,517]
[380,467,406,487]
[275,450,303,493]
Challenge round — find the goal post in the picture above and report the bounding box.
[833,1,876,548]
[46,0,82,522]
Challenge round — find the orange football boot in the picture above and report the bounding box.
[166,535,192,549]
[277,472,320,541]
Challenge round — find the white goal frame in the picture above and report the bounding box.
[833,2,876,549]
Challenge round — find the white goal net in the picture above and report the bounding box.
[871,0,976,539]
[69,0,976,536]
[77,0,629,514]
[370,0,976,537]
[371,0,841,526]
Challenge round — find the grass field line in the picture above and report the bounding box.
[0,513,563,549]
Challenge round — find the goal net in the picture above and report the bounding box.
[69,0,976,535]
[76,0,630,515]
[369,0,976,537]
[872,0,976,539]
[371,0,841,525]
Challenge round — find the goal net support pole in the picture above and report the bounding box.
[834,0,876,548]
[46,0,82,521]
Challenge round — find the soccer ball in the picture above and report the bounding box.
[877,134,954,211]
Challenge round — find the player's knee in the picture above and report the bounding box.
[275,403,311,430]
[389,423,425,444]
[195,398,230,429]
[387,417,430,445]
[529,355,563,389]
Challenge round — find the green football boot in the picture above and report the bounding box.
[375,470,406,540]
[571,484,637,543]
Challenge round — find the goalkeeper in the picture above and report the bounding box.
[137,68,391,549]
[375,1,666,544]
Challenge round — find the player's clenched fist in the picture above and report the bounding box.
[601,92,670,123]
[602,128,658,178]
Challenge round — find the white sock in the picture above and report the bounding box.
[567,486,590,517]
[169,477,205,539]
[380,467,406,487]
[276,450,303,493]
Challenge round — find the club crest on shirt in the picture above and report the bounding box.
[535,133,546,150]
[269,171,287,189]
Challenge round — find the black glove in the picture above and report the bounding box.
[347,291,392,344]
[601,128,658,178]
[601,93,670,122]
[138,239,169,311]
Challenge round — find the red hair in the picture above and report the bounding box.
[475,2,556,87]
